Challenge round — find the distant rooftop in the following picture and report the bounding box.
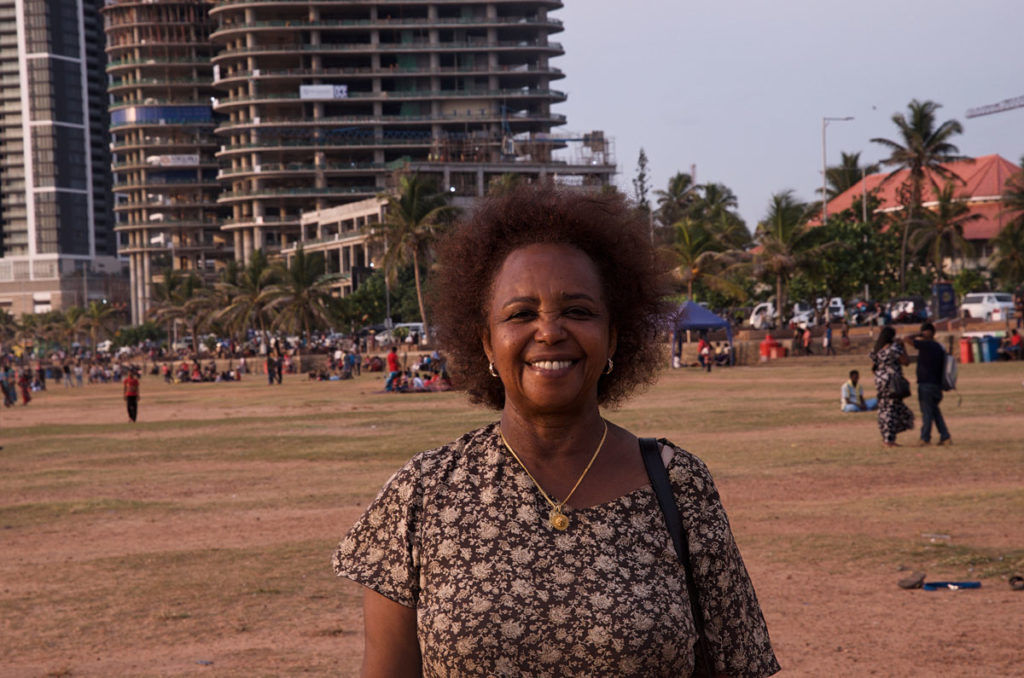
[823,154,1022,239]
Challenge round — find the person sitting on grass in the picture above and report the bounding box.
[1003,329,1022,360]
[841,369,877,412]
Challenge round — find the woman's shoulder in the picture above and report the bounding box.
[656,438,715,489]
[390,422,501,488]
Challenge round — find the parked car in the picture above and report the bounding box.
[789,302,816,328]
[374,322,426,345]
[748,302,776,329]
[959,292,1015,321]
[888,296,930,324]
[826,297,845,321]
[848,299,882,326]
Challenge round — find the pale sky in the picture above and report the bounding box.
[555,0,1023,230]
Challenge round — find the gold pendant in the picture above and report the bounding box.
[549,508,570,531]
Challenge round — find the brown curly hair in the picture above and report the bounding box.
[429,184,671,409]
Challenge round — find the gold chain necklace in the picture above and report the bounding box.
[499,420,609,531]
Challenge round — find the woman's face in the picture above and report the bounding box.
[482,243,616,419]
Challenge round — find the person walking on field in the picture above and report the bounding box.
[123,367,140,423]
[910,322,951,446]
[17,369,31,405]
[823,322,836,357]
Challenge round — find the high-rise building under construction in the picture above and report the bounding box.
[102,0,614,323]
[208,0,613,264]
[103,0,228,323]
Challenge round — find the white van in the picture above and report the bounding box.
[748,302,776,329]
[374,322,426,345]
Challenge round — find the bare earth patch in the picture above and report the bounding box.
[1,357,1022,676]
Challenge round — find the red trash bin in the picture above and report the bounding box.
[959,337,973,364]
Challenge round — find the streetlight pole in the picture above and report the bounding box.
[821,116,854,225]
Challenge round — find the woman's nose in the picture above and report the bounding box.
[533,311,566,342]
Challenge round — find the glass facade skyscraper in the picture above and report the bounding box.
[0,0,120,314]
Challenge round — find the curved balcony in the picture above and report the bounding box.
[111,135,217,151]
[211,87,565,111]
[209,0,562,11]
[220,214,300,231]
[107,56,212,72]
[106,38,209,55]
[114,197,216,211]
[217,185,378,203]
[218,160,406,179]
[112,159,219,172]
[215,111,565,133]
[213,63,563,85]
[215,135,434,156]
[112,178,221,192]
[212,39,563,60]
[115,218,221,229]
[211,15,562,40]
[109,76,215,93]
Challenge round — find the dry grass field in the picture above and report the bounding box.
[1,355,1022,677]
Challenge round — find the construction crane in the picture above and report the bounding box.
[966,94,1024,118]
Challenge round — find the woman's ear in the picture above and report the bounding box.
[481,328,493,365]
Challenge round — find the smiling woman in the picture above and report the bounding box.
[333,185,780,677]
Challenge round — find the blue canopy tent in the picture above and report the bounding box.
[670,301,734,365]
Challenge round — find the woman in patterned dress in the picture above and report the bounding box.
[869,326,914,447]
[334,186,780,677]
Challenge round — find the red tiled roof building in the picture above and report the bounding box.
[822,153,1021,241]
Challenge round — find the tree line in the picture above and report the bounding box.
[637,98,1024,319]
[5,99,1024,356]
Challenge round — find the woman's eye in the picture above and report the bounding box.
[507,310,536,320]
[565,307,596,318]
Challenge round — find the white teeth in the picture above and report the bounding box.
[532,360,572,371]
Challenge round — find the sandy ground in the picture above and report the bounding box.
[1,360,1023,677]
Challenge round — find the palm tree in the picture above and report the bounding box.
[375,174,455,342]
[148,272,215,355]
[53,306,87,353]
[261,246,342,344]
[871,99,969,292]
[0,309,17,344]
[820,151,879,201]
[80,301,119,351]
[1001,155,1024,226]
[753,190,828,321]
[989,220,1024,288]
[909,181,978,277]
[215,249,278,345]
[654,172,697,227]
[487,172,522,196]
[991,158,1024,287]
[667,219,745,301]
[690,183,751,248]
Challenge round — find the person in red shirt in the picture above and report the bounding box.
[1007,329,1022,360]
[384,345,401,391]
[123,367,140,423]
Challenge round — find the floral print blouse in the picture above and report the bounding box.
[333,423,779,677]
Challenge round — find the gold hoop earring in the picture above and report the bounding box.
[603,358,614,375]
[489,362,499,378]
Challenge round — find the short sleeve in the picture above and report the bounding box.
[332,460,424,608]
[667,447,781,678]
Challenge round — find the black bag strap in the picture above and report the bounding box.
[639,438,715,678]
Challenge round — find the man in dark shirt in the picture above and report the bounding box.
[911,322,951,445]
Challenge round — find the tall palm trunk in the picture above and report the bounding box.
[411,250,428,343]
[776,273,785,328]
